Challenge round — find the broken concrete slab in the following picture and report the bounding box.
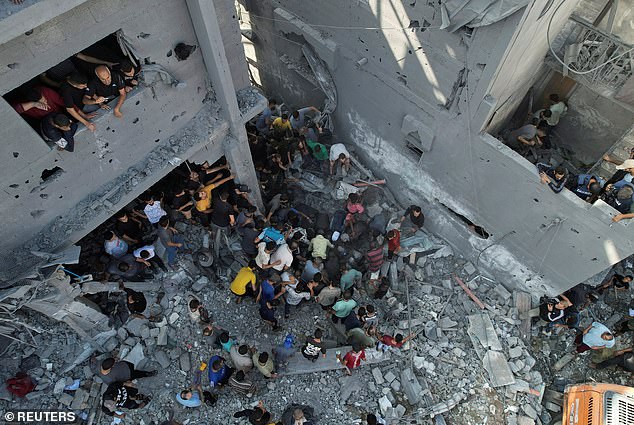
[494,284,512,300]
[281,347,389,376]
[122,342,145,368]
[155,350,171,369]
[508,346,523,359]
[180,352,191,372]
[400,367,422,405]
[467,313,502,354]
[157,327,168,346]
[372,367,384,385]
[125,317,149,337]
[482,350,515,388]
[553,352,575,371]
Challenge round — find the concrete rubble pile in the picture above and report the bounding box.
[4,147,629,425]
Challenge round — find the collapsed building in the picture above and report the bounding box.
[0,0,633,424]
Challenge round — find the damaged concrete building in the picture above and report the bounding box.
[0,0,633,424]
[0,0,265,285]
[238,0,634,295]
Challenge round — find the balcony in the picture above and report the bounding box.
[549,15,634,99]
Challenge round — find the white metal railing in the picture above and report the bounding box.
[554,16,633,94]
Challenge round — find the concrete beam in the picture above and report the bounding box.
[0,0,89,46]
[186,0,263,209]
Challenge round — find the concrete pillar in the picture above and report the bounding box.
[186,0,263,209]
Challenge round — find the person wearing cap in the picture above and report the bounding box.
[536,163,568,193]
[568,174,605,202]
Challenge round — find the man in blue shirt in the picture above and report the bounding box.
[208,356,233,387]
[569,174,604,202]
[255,220,286,245]
[176,386,202,408]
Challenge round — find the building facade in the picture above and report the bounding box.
[0,0,265,284]
[239,0,634,295]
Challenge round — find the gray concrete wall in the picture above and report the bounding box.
[0,0,209,255]
[240,0,634,295]
[551,83,634,164]
[0,0,263,282]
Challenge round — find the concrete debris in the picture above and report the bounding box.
[122,343,145,368]
[482,350,515,387]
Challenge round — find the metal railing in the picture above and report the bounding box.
[553,15,633,94]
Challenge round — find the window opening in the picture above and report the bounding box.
[3,31,139,147]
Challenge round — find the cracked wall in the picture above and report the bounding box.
[0,0,261,283]
[239,0,634,294]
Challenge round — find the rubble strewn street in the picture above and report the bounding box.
[1,133,632,425]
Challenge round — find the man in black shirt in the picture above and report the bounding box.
[84,65,127,118]
[210,191,235,258]
[40,113,78,152]
[59,73,96,131]
[122,286,147,317]
[115,212,143,245]
[242,219,263,257]
[597,273,632,294]
[113,59,140,92]
[400,205,425,236]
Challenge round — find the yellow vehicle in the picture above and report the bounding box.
[560,383,634,425]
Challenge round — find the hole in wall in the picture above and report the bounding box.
[166,50,173,58]
[13,152,19,158]
[9,184,18,188]
[135,100,140,105]
[41,166,63,182]
[437,200,491,239]
[30,210,45,218]
[14,195,19,199]
[132,118,139,124]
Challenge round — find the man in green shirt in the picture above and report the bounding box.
[330,290,358,324]
[306,138,329,161]
[340,266,362,292]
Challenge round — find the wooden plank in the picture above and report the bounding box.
[514,290,532,341]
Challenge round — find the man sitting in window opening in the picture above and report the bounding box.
[12,86,64,120]
[40,113,78,152]
[84,65,127,118]
[113,59,140,93]
[536,163,568,193]
[59,73,96,131]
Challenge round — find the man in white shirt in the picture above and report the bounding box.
[270,243,294,272]
[329,143,351,175]
[141,195,167,225]
[282,275,317,318]
[546,93,567,126]
[132,244,167,271]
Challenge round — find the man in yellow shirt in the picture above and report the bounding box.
[193,173,235,225]
[230,260,257,303]
[271,113,292,137]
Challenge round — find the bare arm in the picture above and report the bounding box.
[113,88,126,117]
[66,107,96,131]
[75,52,116,67]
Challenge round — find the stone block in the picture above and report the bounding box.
[494,284,512,300]
[438,317,458,329]
[192,276,209,292]
[372,367,384,385]
[180,352,191,372]
[169,312,180,324]
[463,262,477,276]
[150,328,160,337]
[70,388,89,410]
[522,404,538,420]
[53,378,66,395]
[508,347,523,359]
[125,317,149,336]
[58,393,73,406]
[517,417,535,425]
[122,343,145,368]
[155,351,171,369]
[394,404,406,418]
[378,395,393,417]
[157,327,168,346]
[384,371,396,383]
[390,379,400,392]
[400,368,422,405]
[482,351,515,387]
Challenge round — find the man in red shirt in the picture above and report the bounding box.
[377,332,415,352]
[338,344,365,375]
[12,87,64,119]
[386,229,401,259]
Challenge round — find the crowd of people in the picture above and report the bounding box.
[539,275,633,373]
[87,97,425,424]
[8,42,138,152]
[504,93,634,223]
